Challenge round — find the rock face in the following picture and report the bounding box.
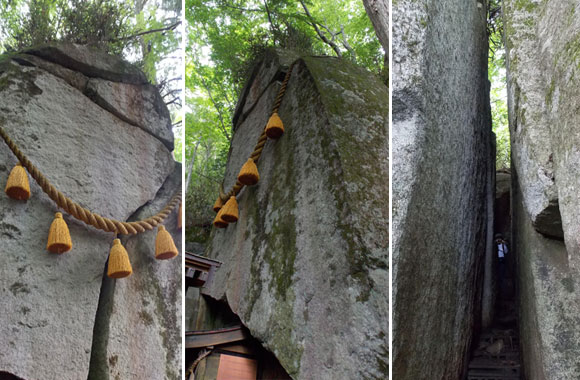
[0,44,180,380]
[202,50,388,380]
[504,1,580,378]
[392,1,491,379]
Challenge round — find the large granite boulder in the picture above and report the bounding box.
[504,1,580,378]
[201,50,388,380]
[392,1,491,378]
[0,45,180,380]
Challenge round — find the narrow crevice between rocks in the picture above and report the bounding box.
[87,258,115,380]
[86,168,177,380]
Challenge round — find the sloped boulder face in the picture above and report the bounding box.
[203,52,388,380]
[392,0,491,379]
[13,44,174,150]
[0,45,180,380]
[504,1,580,378]
[504,1,561,239]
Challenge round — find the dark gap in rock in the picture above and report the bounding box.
[10,58,35,67]
[533,200,564,241]
[86,258,115,380]
[466,3,522,378]
[0,371,26,380]
[234,71,288,131]
[187,295,292,380]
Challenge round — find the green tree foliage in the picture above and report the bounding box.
[0,0,183,160]
[488,0,509,170]
[184,0,382,240]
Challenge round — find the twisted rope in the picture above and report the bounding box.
[0,126,181,235]
[185,348,212,379]
[219,61,297,202]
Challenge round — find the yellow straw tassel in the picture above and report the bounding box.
[107,239,132,278]
[46,212,72,254]
[213,208,228,228]
[238,158,260,186]
[155,225,179,260]
[177,202,182,230]
[213,196,224,213]
[221,196,238,223]
[265,112,284,139]
[5,163,31,200]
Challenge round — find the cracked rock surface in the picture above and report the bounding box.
[0,44,180,380]
[202,50,388,380]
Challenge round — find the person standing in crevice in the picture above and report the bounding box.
[495,233,509,298]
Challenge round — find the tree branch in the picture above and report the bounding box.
[339,25,355,58]
[299,0,342,57]
[199,75,232,142]
[110,21,181,42]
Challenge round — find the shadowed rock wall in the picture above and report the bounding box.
[202,50,388,380]
[392,1,491,378]
[0,43,181,380]
[504,1,580,378]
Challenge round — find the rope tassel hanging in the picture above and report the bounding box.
[213,196,224,212]
[212,61,296,230]
[238,158,259,186]
[5,163,30,200]
[0,125,182,278]
[213,208,228,228]
[220,196,239,223]
[265,113,284,139]
[47,212,72,254]
[155,225,179,260]
[107,239,132,278]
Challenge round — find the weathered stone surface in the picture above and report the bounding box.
[0,47,177,380]
[11,53,88,91]
[392,1,491,379]
[504,0,561,239]
[232,49,300,128]
[504,1,580,378]
[203,52,388,380]
[25,43,148,84]
[88,166,182,380]
[512,169,580,380]
[85,78,174,149]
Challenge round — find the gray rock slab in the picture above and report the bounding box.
[94,165,181,380]
[504,0,560,238]
[513,170,580,380]
[25,43,148,84]
[505,0,580,376]
[203,53,388,380]
[392,1,491,378]
[11,53,88,92]
[85,78,174,150]
[0,52,174,379]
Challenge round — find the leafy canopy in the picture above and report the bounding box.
[488,0,509,170]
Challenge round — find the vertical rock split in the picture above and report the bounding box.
[392,0,491,378]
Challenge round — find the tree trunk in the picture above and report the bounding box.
[362,0,389,64]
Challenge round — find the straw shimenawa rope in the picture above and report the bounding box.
[0,125,181,235]
[219,61,297,202]
[185,348,212,379]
